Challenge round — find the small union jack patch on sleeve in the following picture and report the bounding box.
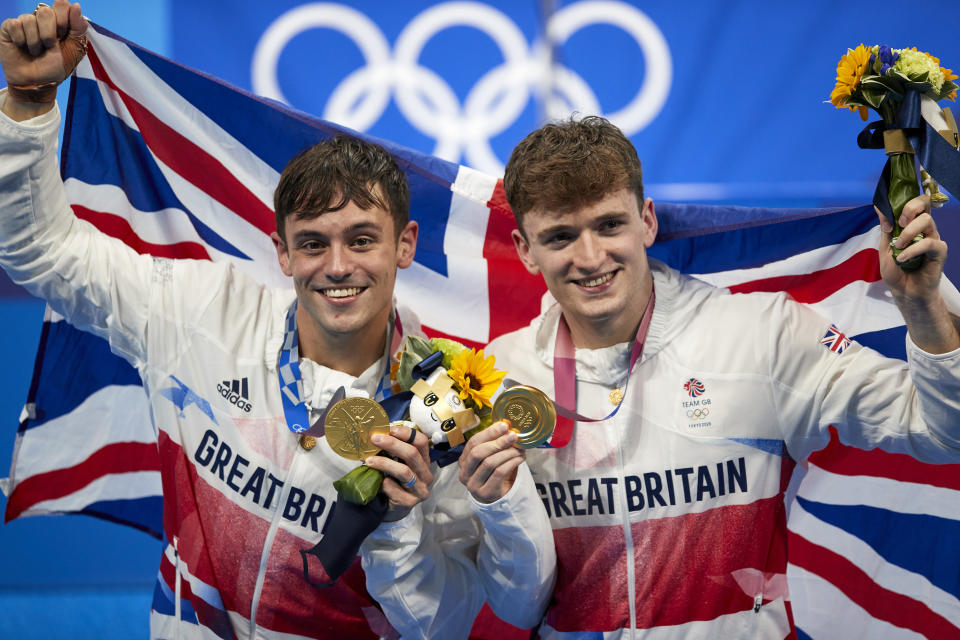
[820,324,851,354]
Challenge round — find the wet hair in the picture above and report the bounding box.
[503,115,644,234]
[274,136,410,240]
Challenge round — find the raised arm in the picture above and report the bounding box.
[1,0,86,121]
[876,194,960,354]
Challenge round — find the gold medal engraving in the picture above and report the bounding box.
[324,397,390,460]
[492,385,556,449]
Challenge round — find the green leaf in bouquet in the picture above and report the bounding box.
[940,81,958,101]
[334,464,384,505]
[405,335,435,360]
[842,95,873,109]
[860,87,886,109]
[861,75,904,99]
[396,336,435,390]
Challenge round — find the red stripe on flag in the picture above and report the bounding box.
[788,532,958,638]
[809,426,960,492]
[484,180,546,342]
[72,206,212,261]
[85,46,275,237]
[729,248,880,303]
[547,496,787,631]
[4,441,160,522]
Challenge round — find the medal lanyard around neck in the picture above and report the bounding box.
[548,287,655,448]
[276,301,403,435]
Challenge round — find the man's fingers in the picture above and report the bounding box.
[67,2,85,38]
[1,18,27,48]
[898,194,931,228]
[897,212,940,246]
[465,447,524,488]
[17,14,42,57]
[52,0,70,38]
[365,455,431,499]
[874,206,893,236]
[475,456,524,498]
[458,424,518,484]
[372,424,430,472]
[34,5,57,48]
[894,236,947,265]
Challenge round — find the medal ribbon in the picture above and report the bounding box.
[276,301,403,435]
[547,286,655,448]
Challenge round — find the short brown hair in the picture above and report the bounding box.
[274,136,410,241]
[503,116,644,233]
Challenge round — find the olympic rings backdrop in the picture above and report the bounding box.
[0,0,958,635]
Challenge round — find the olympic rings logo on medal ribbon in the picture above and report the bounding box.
[252,1,672,174]
[686,408,709,420]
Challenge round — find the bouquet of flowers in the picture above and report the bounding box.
[334,336,506,505]
[829,44,959,269]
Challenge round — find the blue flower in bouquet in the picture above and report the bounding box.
[877,45,899,75]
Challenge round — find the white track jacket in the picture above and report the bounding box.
[486,260,960,639]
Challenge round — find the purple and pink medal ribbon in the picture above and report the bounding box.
[547,287,656,448]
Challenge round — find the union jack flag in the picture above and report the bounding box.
[683,377,705,397]
[3,21,960,640]
[820,324,852,354]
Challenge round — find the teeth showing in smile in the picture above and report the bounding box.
[577,273,614,287]
[322,287,363,298]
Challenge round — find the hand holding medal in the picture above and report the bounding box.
[326,336,557,507]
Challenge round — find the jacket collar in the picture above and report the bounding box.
[530,259,704,384]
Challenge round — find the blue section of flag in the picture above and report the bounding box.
[796,497,960,597]
[63,78,250,260]
[727,438,785,457]
[651,204,876,273]
[796,628,814,640]
[21,321,141,432]
[852,325,907,362]
[82,496,164,539]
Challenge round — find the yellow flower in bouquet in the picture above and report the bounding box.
[830,43,872,119]
[448,348,505,409]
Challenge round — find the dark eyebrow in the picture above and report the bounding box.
[291,221,384,244]
[346,221,384,235]
[536,224,574,244]
[292,229,326,244]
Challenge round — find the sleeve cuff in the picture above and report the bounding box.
[905,332,960,362]
[0,90,61,131]
[469,462,536,519]
[367,501,426,543]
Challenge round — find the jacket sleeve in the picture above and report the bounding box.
[765,292,960,463]
[360,462,556,639]
[0,94,227,369]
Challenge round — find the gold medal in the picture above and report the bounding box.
[323,397,391,461]
[609,388,624,406]
[491,385,556,449]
